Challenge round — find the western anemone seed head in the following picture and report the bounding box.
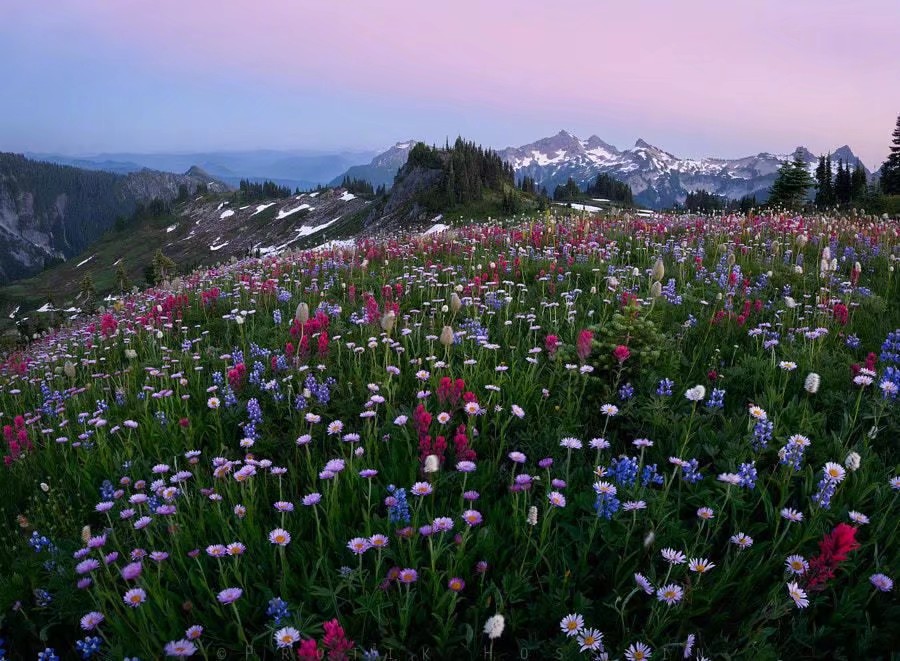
[650,281,662,299]
[40,483,50,493]
[440,325,454,347]
[483,614,505,639]
[796,234,808,249]
[685,385,706,402]
[295,302,309,324]
[727,253,736,267]
[527,505,538,526]
[652,258,665,281]
[644,530,656,548]
[380,311,396,333]
[450,292,462,313]
[804,372,820,394]
[64,361,76,378]
[81,526,92,544]
[423,454,440,474]
[844,451,861,472]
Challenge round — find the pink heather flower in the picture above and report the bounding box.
[447,576,466,592]
[273,501,294,512]
[268,528,291,546]
[302,493,322,506]
[548,491,566,508]
[217,587,242,604]
[787,581,809,608]
[462,510,483,527]
[369,534,389,549]
[80,611,104,630]
[76,559,100,574]
[347,537,372,555]
[123,588,147,607]
[164,639,198,657]
[870,573,893,592]
[410,481,433,496]
[398,568,418,584]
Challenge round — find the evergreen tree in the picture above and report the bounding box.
[115,261,130,292]
[850,160,868,204]
[834,160,853,205]
[152,249,176,285]
[79,274,96,313]
[769,153,813,209]
[879,113,900,195]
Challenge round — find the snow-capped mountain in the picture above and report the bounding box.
[499,130,870,208]
[337,131,870,209]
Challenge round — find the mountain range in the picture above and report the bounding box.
[26,149,379,193]
[334,132,870,208]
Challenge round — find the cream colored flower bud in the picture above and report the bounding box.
[652,258,665,281]
[295,302,309,324]
[81,526,92,544]
[643,530,656,548]
[125,349,137,359]
[423,454,440,473]
[727,253,735,267]
[380,311,396,333]
[40,482,50,493]
[844,451,861,472]
[450,292,462,313]
[804,372,820,394]
[440,325,455,347]
[526,505,538,526]
[650,281,662,298]
[64,361,76,378]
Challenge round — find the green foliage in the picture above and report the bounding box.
[235,179,291,202]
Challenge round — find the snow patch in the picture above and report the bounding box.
[210,239,229,251]
[275,204,311,220]
[220,209,235,219]
[166,224,178,233]
[75,255,95,268]
[251,203,276,216]
[339,192,356,202]
[424,223,449,235]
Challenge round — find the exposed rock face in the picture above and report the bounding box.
[0,153,230,284]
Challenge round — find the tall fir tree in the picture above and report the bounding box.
[850,160,868,204]
[769,153,814,209]
[879,113,900,195]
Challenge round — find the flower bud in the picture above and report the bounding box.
[650,281,662,299]
[844,451,861,472]
[64,361,76,378]
[804,372,820,394]
[652,258,665,281]
[440,325,454,347]
[295,302,309,324]
[450,292,462,314]
[526,505,538,526]
[380,311,396,333]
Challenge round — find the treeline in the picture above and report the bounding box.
[677,190,756,213]
[234,179,291,202]
[339,176,385,197]
[551,173,634,205]
[813,157,867,207]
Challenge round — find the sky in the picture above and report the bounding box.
[1,0,898,168]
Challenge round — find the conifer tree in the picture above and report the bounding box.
[879,113,900,195]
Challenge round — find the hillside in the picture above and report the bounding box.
[0,153,230,284]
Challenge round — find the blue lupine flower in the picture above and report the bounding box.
[618,382,635,401]
[610,456,640,487]
[656,379,675,397]
[751,420,773,451]
[737,462,758,489]
[75,636,102,659]
[266,597,290,625]
[706,388,725,410]
[386,485,410,524]
[641,464,663,487]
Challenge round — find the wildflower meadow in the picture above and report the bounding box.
[0,211,898,660]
